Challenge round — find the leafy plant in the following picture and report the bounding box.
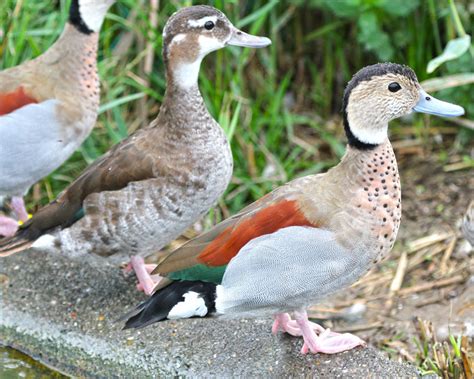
[291,0,421,60]
[427,0,472,73]
[413,317,472,378]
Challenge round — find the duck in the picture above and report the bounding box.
[122,63,465,354]
[0,5,271,295]
[462,201,474,246]
[0,0,116,237]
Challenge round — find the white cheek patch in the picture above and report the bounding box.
[187,16,218,28]
[170,33,186,46]
[167,291,208,319]
[198,35,225,56]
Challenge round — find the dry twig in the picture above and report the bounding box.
[440,237,458,275]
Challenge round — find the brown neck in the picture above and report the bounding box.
[155,68,213,131]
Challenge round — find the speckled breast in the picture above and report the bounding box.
[351,142,402,264]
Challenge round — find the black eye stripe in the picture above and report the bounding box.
[204,21,215,30]
[388,82,402,92]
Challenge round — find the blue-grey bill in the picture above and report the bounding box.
[227,28,271,48]
[413,89,465,117]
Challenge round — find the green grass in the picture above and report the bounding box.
[0,0,472,219]
[413,318,471,378]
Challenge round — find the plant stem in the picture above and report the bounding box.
[448,0,465,37]
[428,0,442,53]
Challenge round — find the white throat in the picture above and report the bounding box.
[346,94,389,145]
[168,33,224,90]
[173,59,203,89]
[348,115,389,145]
[79,0,113,33]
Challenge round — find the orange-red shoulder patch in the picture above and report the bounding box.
[0,87,38,115]
[197,200,313,267]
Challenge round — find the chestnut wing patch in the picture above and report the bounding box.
[197,200,313,267]
[0,87,38,115]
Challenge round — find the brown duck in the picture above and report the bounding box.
[0,5,271,295]
[0,0,115,237]
[121,63,465,355]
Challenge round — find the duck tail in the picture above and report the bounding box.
[0,224,43,257]
[0,230,35,258]
[122,281,217,329]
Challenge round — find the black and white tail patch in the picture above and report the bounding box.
[122,281,216,329]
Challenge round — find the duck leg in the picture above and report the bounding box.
[0,216,19,237]
[128,256,162,296]
[0,197,31,237]
[272,312,345,337]
[272,313,304,336]
[293,310,365,354]
[11,196,31,223]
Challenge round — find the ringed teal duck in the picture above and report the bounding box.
[0,0,115,237]
[0,6,271,295]
[122,63,464,354]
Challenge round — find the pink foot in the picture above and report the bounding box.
[123,262,157,274]
[272,313,304,336]
[0,216,19,237]
[272,313,337,337]
[129,256,162,296]
[294,310,365,354]
[11,196,30,223]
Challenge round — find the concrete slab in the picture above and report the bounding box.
[0,249,419,377]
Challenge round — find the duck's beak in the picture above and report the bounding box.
[226,27,271,48]
[413,89,464,117]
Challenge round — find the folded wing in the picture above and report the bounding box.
[155,181,314,275]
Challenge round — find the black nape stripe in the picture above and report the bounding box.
[343,115,378,150]
[342,63,417,150]
[69,0,93,35]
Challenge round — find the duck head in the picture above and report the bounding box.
[69,0,116,34]
[343,63,465,149]
[162,5,271,89]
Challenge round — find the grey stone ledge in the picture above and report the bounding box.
[0,249,419,378]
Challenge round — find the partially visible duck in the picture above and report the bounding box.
[0,6,271,295]
[0,0,115,237]
[122,63,464,354]
[462,201,474,246]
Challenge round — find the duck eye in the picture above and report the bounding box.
[388,82,402,93]
[204,21,215,30]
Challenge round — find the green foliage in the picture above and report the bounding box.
[427,0,472,73]
[413,318,469,378]
[357,11,393,61]
[428,35,471,73]
[0,0,472,218]
[291,0,421,60]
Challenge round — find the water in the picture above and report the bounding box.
[0,346,66,378]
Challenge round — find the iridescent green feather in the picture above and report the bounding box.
[167,264,227,284]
